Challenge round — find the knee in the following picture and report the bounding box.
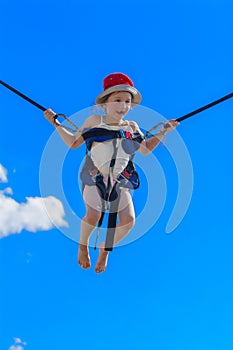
[119,215,135,229]
[84,209,102,226]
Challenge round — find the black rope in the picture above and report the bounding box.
[0,79,46,111]
[0,80,79,132]
[176,92,233,122]
[144,92,233,139]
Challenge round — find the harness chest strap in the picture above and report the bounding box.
[81,127,143,152]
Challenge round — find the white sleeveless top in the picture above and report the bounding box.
[90,117,134,178]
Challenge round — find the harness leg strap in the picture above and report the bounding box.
[104,185,121,252]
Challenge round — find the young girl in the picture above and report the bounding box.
[44,72,179,273]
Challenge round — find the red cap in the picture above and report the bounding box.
[103,73,134,90]
[95,72,142,105]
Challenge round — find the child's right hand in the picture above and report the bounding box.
[44,108,57,125]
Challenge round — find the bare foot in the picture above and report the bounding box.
[95,243,109,274]
[78,244,91,269]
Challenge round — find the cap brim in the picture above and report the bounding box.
[95,84,142,105]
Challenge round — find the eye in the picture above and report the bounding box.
[113,99,131,104]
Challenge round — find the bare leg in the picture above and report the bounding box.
[78,243,91,269]
[95,194,135,274]
[94,242,109,274]
[78,206,101,269]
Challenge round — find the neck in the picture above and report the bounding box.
[104,115,124,126]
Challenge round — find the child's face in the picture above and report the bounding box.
[104,91,132,120]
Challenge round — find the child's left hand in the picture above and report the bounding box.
[162,119,179,133]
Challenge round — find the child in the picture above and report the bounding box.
[44,72,179,273]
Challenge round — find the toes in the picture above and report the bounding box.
[78,258,91,269]
[95,266,104,274]
[95,261,106,274]
[79,263,90,269]
[83,261,91,269]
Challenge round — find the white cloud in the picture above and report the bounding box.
[8,338,27,350]
[1,187,13,195]
[9,346,24,350]
[0,163,8,182]
[0,192,68,238]
[14,338,26,344]
[0,163,68,238]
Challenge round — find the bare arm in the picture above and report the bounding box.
[44,109,101,149]
[44,109,83,148]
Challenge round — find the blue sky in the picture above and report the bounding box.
[1,0,233,349]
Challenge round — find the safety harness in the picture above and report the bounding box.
[81,127,144,251]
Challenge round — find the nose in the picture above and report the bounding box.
[119,102,127,110]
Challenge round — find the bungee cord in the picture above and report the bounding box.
[0,80,79,133]
[145,92,233,138]
[176,92,233,122]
